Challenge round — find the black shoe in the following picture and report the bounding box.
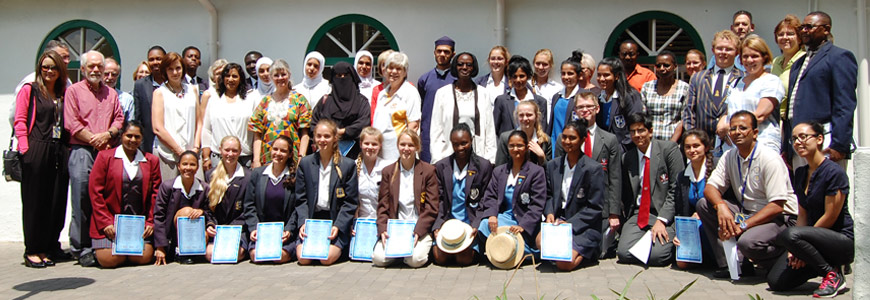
[179,257,195,264]
[713,267,731,279]
[24,254,46,268]
[78,253,98,267]
[42,258,56,267]
[741,260,756,277]
[49,249,73,262]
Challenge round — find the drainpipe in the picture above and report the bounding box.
[496,0,505,46]
[198,0,219,61]
[858,0,869,146]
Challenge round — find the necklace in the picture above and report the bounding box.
[166,83,185,98]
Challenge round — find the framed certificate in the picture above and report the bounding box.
[211,225,243,264]
[177,216,207,256]
[540,222,573,262]
[112,214,146,256]
[254,222,284,262]
[300,219,333,260]
[350,218,378,261]
[385,219,416,258]
[675,217,703,264]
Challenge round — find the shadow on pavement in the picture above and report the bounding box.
[12,277,95,300]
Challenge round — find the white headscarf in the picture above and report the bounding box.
[256,57,275,96]
[354,50,378,88]
[294,51,331,108]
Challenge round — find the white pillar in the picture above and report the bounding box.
[853,148,870,299]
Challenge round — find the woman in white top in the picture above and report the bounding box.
[531,49,564,117]
[294,51,331,110]
[254,57,275,98]
[429,52,496,163]
[718,35,784,153]
[355,127,389,219]
[372,52,421,162]
[201,63,256,171]
[355,51,380,102]
[475,46,510,104]
[152,52,202,180]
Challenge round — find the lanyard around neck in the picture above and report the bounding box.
[736,143,758,204]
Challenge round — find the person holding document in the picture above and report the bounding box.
[89,121,160,268]
[372,130,440,268]
[203,136,251,262]
[244,136,298,264]
[540,120,604,271]
[616,113,683,267]
[698,111,798,279]
[478,130,547,262]
[295,120,358,265]
[153,150,209,265]
[355,127,389,220]
[767,122,853,298]
[431,124,494,266]
[673,129,716,270]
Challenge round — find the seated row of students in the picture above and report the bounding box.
[85,110,852,294]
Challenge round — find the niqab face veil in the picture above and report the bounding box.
[320,61,365,120]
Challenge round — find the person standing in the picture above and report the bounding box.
[417,36,456,163]
[639,51,688,142]
[371,52,421,162]
[65,50,125,267]
[103,58,135,122]
[243,51,263,91]
[531,49,564,120]
[183,46,208,93]
[310,62,371,159]
[11,41,71,126]
[355,51,380,102]
[133,45,167,152]
[294,51,332,111]
[770,15,805,117]
[619,40,656,92]
[151,52,202,181]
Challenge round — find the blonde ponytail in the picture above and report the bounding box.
[207,136,241,210]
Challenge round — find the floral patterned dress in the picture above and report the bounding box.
[248,91,310,165]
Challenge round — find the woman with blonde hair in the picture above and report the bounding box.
[495,100,551,166]
[203,136,251,262]
[476,46,511,103]
[369,49,395,124]
[133,61,151,82]
[356,127,389,219]
[531,49,564,115]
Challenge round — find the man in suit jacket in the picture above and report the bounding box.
[244,51,263,91]
[683,30,745,145]
[182,46,208,93]
[133,45,166,152]
[616,113,683,266]
[785,11,857,165]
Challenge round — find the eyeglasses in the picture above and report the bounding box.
[575,105,597,111]
[655,63,672,68]
[41,65,59,72]
[798,23,828,31]
[790,133,820,144]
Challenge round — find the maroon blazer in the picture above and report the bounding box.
[376,160,440,238]
[89,147,161,240]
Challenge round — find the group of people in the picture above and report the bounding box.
[12,8,856,299]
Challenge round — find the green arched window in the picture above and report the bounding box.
[307,14,399,79]
[604,11,704,78]
[40,20,120,83]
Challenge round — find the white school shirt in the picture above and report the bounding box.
[316,160,333,211]
[397,163,418,221]
[114,147,147,179]
[358,158,390,219]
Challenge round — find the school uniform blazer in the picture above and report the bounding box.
[474,73,510,95]
[480,160,547,240]
[787,42,857,158]
[682,67,745,140]
[243,166,298,234]
[620,140,684,224]
[555,126,623,218]
[544,155,604,258]
[133,75,157,152]
[376,160,440,239]
[294,153,359,235]
[495,130,551,167]
[203,166,252,229]
[153,178,209,248]
[432,155,494,231]
[675,172,696,217]
[88,148,161,240]
[492,92,549,136]
[596,90,645,146]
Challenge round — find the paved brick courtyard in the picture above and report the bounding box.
[0,243,851,299]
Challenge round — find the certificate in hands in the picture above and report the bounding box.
[112,214,146,256]
[350,218,378,261]
[674,217,703,264]
[300,219,333,260]
[177,216,207,256]
[254,222,284,262]
[540,222,573,262]
[384,219,416,258]
[211,225,243,264]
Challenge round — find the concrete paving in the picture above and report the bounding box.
[0,242,850,300]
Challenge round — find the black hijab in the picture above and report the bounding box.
[321,61,366,119]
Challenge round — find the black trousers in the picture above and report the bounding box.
[20,139,69,254]
[766,226,854,291]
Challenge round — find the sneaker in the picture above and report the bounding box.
[78,252,98,268]
[813,270,845,298]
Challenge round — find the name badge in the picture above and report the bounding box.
[336,187,345,198]
[517,175,526,185]
[734,213,748,229]
[520,192,530,205]
[52,125,62,139]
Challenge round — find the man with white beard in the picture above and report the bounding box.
[63,50,125,267]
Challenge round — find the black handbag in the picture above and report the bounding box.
[4,83,36,182]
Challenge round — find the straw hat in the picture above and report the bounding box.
[485,226,525,269]
[435,219,475,254]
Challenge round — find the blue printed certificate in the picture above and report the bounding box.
[350,218,378,261]
[338,140,356,156]
[300,219,333,260]
[540,222,573,262]
[113,214,145,256]
[385,219,416,258]
[675,217,703,264]
[177,216,207,256]
[211,225,243,264]
[255,222,284,261]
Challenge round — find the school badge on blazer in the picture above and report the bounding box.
[600,159,608,171]
[468,170,476,177]
[235,200,242,211]
[336,187,346,198]
[420,192,426,204]
[520,193,530,205]
[517,175,526,185]
[577,188,585,199]
[469,188,480,201]
[614,115,625,128]
[659,174,669,184]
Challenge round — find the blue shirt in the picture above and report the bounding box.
[550,96,571,158]
[417,68,456,162]
[451,177,468,223]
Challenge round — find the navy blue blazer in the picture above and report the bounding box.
[596,90,645,146]
[553,125,623,219]
[204,166,251,229]
[787,42,857,158]
[492,92,549,136]
[544,155,604,258]
[474,73,510,95]
[153,178,209,248]
[480,160,547,241]
[620,140,684,224]
[432,155,494,231]
[243,166,298,234]
[133,75,158,152]
[294,152,358,235]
